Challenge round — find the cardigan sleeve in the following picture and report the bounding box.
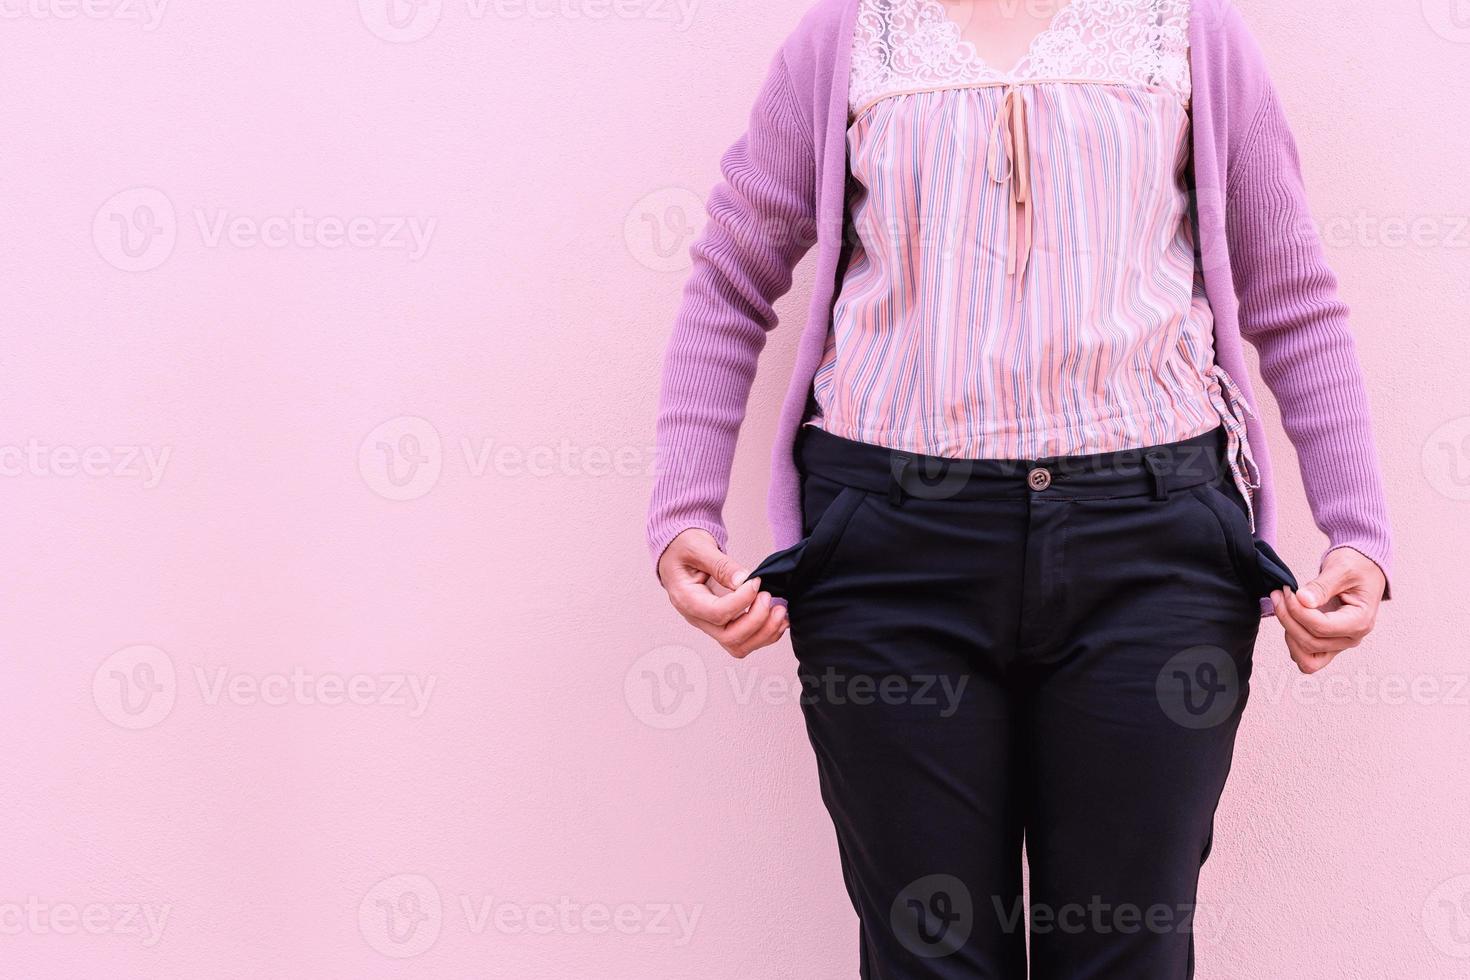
[647,49,819,574]
[1223,55,1393,589]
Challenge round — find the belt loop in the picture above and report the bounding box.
[1143,450,1170,501]
[888,452,912,508]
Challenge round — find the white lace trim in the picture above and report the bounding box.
[850,0,1192,115]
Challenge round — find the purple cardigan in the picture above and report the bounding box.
[648,0,1392,594]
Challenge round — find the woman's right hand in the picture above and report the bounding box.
[657,528,788,658]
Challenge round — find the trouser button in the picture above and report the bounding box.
[1027,467,1052,491]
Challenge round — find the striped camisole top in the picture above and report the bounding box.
[809,0,1260,522]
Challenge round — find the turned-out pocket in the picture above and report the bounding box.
[751,483,865,601]
[1189,482,1266,598]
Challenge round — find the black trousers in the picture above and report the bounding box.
[781,426,1262,980]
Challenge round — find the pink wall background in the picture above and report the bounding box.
[1,0,1467,976]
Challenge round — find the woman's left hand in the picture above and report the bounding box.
[1270,547,1386,674]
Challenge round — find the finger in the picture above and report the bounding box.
[1272,599,1336,675]
[718,592,775,651]
[1282,588,1372,641]
[679,537,749,592]
[662,532,749,589]
[1296,565,1351,610]
[1272,591,1350,659]
[1273,590,1327,651]
[732,603,788,657]
[1291,635,1355,658]
[671,577,761,627]
[1287,638,1340,674]
[1275,599,1346,658]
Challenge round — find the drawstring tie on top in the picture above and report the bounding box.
[986,84,1033,301]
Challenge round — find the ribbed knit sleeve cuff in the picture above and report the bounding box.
[1323,544,1393,601]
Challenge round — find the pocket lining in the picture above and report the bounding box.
[789,485,865,596]
[1189,483,1263,598]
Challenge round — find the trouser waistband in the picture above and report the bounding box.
[797,425,1228,505]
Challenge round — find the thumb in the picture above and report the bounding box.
[1298,563,1350,609]
[687,535,749,592]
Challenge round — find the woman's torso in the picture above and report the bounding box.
[810,0,1255,491]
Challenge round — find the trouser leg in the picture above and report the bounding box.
[1022,489,1261,979]
[790,477,1030,979]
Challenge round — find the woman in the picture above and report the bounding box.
[649,0,1391,975]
